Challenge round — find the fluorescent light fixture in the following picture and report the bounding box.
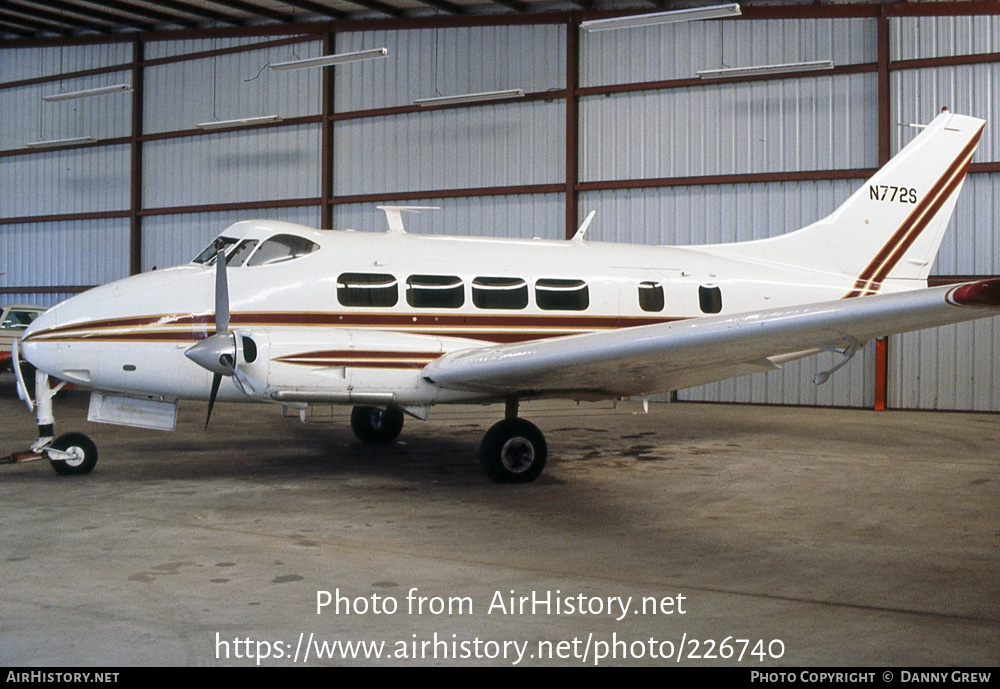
[269,48,388,71]
[42,83,132,101]
[196,115,283,130]
[580,3,741,31]
[697,59,835,79]
[26,136,97,148]
[414,89,525,107]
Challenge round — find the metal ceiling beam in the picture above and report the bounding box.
[123,0,246,26]
[0,9,73,36]
[6,1,119,34]
[279,0,348,20]
[199,0,296,23]
[412,0,467,15]
[15,0,157,30]
[488,0,531,13]
[0,19,41,39]
[326,0,403,18]
[73,1,198,28]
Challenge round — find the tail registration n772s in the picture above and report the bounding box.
[13,109,1000,482]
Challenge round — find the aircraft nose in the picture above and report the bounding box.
[22,304,57,341]
[20,292,91,382]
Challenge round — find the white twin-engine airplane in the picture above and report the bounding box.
[10,108,1000,482]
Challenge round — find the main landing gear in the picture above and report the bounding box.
[350,405,405,444]
[478,398,546,483]
[349,399,548,483]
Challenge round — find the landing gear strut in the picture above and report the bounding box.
[479,398,547,483]
[5,359,99,476]
[350,405,405,444]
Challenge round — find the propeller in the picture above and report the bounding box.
[184,241,238,429]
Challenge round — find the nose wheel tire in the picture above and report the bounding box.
[480,418,547,483]
[47,433,98,476]
[350,405,405,444]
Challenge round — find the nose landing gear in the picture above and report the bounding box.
[1,356,99,476]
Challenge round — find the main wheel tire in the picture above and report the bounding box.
[48,433,98,476]
[350,405,405,444]
[479,418,547,483]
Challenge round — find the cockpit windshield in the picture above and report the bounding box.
[191,233,318,267]
[192,236,238,265]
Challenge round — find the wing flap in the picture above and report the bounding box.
[421,280,1000,398]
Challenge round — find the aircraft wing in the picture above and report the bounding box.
[421,280,1000,399]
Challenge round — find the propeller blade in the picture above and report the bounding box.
[215,242,230,334]
[205,373,222,430]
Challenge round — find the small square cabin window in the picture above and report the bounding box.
[638,281,664,312]
[406,275,465,308]
[699,285,723,314]
[472,277,528,310]
[535,279,589,311]
[338,273,398,307]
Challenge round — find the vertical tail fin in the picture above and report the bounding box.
[719,109,985,295]
[841,109,984,296]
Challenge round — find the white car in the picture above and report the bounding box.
[0,304,45,370]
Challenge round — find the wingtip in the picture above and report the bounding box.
[947,279,1000,308]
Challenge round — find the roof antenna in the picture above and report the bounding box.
[377,205,439,234]
[571,210,596,242]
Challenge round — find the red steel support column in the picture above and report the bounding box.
[565,19,579,240]
[873,8,891,410]
[129,37,144,276]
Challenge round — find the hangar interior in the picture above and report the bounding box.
[2,2,999,669]
[2,0,1000,412]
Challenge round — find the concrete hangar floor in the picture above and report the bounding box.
[0,374,996,667]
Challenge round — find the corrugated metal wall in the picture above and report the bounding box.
[1,145,131,216]
[333,193,564,239]
[0,218,130,307]
[2,8,1000,412]
[142,125,321,208]
[891,15,1000,61]
[333,101,565,195]
[143,41,322,134]
[580,74,877,182]
[334,25,565,111]
[581,17,875,86]
[0,75,132,150]
[887,14,1000,411]
[0,41,131,83]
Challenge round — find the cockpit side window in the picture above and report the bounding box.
[247,234,320,267]
[192,236,238,264]
[226,239,259,267]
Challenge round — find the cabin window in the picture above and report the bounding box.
[638,281,664,312]
[699,285,722,314]
[338,273,398,307]
[406,275,464,309]
[472,277,528,310]
[192,236,238,264]
[247,234,320,267]
[535,279,589,311]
